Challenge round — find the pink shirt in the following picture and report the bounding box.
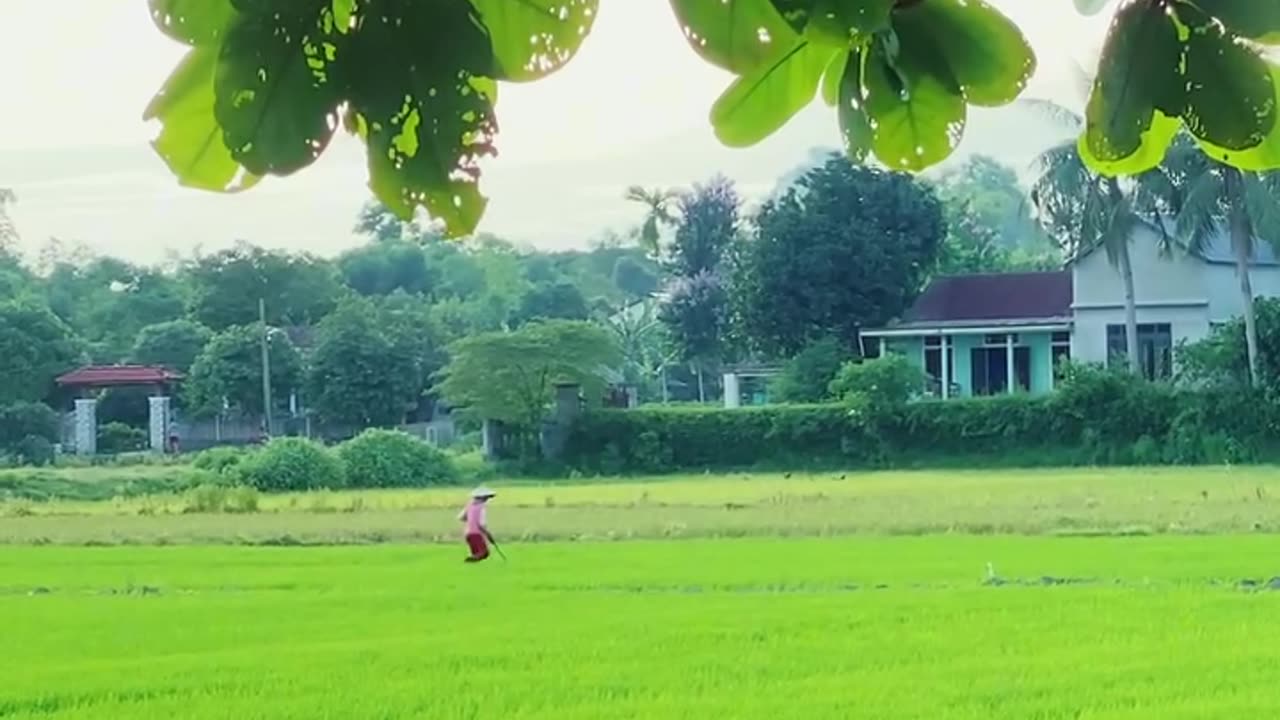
[459,501,487,535]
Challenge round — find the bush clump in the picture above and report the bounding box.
[0,402,60,461]
[98,422,148,455]
[236,438,345,492]
[337,429,457,489]
[193,446,249,475]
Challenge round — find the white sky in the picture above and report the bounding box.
[0,1,1109,263]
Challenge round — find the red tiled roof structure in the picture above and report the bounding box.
[56,365,185,388]
[898,271,1073,328]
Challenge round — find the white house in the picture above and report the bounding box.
[860,227,1280,397]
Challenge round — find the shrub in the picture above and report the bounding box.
[14,435,55,467]
[0,402,60,452]
[193,446,249,475]
[98,422,148,455]
[830,355,922,409]
[771,338,851,404]
[337,429,457,489]
[236,438,345,492]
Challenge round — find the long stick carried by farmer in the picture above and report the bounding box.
[458,486,498,563]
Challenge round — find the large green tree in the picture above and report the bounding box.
[436,319,621,454]
[306,296,442,427]
[0,299,83,404]
[144,1,1280,235]
[130,320,215,374]
[185,324,304,416]
[185,244,344,330]
[338,238,437,297]
[43,257,188,362]
[733,155,945,357]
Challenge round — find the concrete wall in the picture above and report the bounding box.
[1072,304,1211,368]
[1205,263,1280,322]
[1073,226,1207,308]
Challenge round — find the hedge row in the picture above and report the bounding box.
[564,370,1280,473]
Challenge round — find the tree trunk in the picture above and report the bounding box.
[1116,241,1141,376]
[695,363,706,403]
[1225,169,1260,386]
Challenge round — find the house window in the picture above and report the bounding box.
[970,346,1031,395]
[1106,324,1173,380]
[923,337,954,396]
[1051,331,1071,379]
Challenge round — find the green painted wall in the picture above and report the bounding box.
[880,331,1057,398]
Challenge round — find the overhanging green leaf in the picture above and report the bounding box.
[893,0,1035,107]
[836,48,872,162]
[1195,0,1280,44]
[864,27,966,170]
[1079,109,1179,176]
[711,40,836,147]
[149,0,239,46]
[1195,65,1280,171]
[821,51,847,106]
[1180,10,1276,152]
[348,0,499,235]
[770,0,895,46]
[668,0,799,75]
[145,47,260,192]
[1083,0,1184,163]
[214,6,346,175]
[468,0,599,81]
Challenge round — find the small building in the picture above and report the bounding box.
[861,272,1072,398]
[861,225,1280,398]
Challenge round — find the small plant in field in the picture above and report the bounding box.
[227,486,260,514]
[184,484,230,514]
[237,438,345,493]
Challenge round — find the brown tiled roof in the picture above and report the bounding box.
[56,365,184,388]
[902,271,1073,325]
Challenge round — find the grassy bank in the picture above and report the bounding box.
[5,466,1280,545]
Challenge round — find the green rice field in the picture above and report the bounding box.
[5,467,1280,718]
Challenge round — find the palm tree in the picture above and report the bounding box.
[624,185,678,260]
[1160,144,1280,386]
[1029,107,1169,377]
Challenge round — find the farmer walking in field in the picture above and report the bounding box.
[459,487,497,563]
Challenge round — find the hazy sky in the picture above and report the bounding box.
[0,2,1110,263]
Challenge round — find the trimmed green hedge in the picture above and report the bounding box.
[565,373,1280,473]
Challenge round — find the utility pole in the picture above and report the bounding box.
[260,298,273,436]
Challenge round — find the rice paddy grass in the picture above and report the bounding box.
[4,536,1280,719]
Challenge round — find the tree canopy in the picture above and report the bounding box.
[732,155,945,356]
[144,0,1280,236]
[435,319,621,436]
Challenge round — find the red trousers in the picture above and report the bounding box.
[465,533,489,561]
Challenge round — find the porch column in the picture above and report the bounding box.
[74,398,97,456]
[941,337,950,400]
[723,373,741,409]
[148,396,171,453]
[1006,334,1015,394]
[879,338,886,358]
